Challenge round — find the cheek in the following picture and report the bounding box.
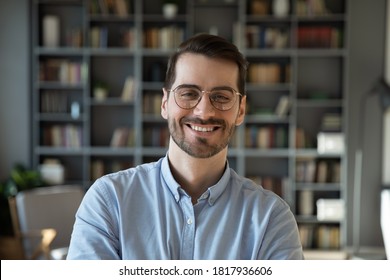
[161,96,182,121]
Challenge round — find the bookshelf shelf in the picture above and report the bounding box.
[36,146,85,155]
[31,0,349,253]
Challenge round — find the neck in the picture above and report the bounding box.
[167,140,227,203]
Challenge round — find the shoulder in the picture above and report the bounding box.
[87,159,164,199]
[102,158,162,182]
[228,169,289,210]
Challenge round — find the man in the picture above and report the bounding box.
[67,34,304,260]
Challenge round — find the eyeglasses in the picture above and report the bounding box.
[167,84,242,111]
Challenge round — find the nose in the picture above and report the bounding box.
[192,91,216,117]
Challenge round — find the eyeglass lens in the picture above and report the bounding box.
[173,86,238,111]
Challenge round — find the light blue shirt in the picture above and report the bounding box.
[67,156,303,260]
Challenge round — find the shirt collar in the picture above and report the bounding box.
[161,155,231,206]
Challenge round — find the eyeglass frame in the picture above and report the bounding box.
[165,84,242,111]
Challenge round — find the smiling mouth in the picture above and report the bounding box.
[189,125,217,132]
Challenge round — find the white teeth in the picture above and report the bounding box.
[190,125,214,132]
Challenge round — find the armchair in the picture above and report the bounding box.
[8,185,84,259]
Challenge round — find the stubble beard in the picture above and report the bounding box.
[168,116,236,159]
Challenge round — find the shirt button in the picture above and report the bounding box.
[187,218,193,225]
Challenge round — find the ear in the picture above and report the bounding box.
[161,88,169,120]
[235,95,246,126]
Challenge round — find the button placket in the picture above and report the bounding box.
[179,195,195,260]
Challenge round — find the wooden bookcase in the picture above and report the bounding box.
[31,0,349,252]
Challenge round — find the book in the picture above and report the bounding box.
[275,95,290,117]
[42,15,60,48]
[257,127,271,148]
[304,159,316,183]
[110,127,135,147]
[248,63,282,84]
[298,190,314,216]
[321,113,342,131]
[98,0,109,15]
[299,225,315,248]
[121,76,136,102]
[91,160,105,180]
[295,127,306,148]
[110,127,129,147]
[330,161,341,183]
[316,160,328,183]
[114,0,129,17]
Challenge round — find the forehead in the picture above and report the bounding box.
[174,53,239,88]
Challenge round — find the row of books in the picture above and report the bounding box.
[143,26,185,49]
[248,0,273,16]
[41,15,82,48]
[245,25,289,49]
[90,26,136,48]
[248,63,291,84]
[295,127,314,149]
[143,93,162,116]
[245,125,288,149]
[89,0,131,17]
[65,28,83,48]
[299,225,340,249]
[110,126,169,148]
[110,127,135,147]
[249,0,333,16]
[39,59,85,85]
[40,91,70,113]
[143,127,169,147]
[296,0,331,16]
[91,159,133,181]
[249,175,289,199]
[42,125,82,148]
[296,159,341,183]
[297,26,342,49]
[321,113,342,132]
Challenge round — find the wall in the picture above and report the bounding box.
[0,0,30,180]
[347,0,387,251]
[0,0,388,250]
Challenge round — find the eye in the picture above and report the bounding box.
[210,90,233,103]
[177,88,200,100]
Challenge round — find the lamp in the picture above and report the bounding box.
[353,78,390,259]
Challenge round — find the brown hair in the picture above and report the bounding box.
[164,33,248,96]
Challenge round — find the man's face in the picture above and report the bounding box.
[161,53,246,158]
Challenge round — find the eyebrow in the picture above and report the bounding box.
[177,84,237,91]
